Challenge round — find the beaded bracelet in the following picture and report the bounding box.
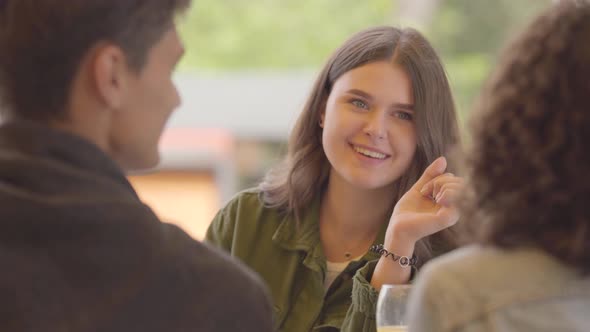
[370,244,418,268]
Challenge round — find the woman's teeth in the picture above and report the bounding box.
[353,146,387,159]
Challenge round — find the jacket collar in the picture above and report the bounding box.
[271,196,323,271]
[271,195,385,270]
[0,119,136,198]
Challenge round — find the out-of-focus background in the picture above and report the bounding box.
[128,0,552,240]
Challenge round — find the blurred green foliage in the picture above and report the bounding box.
[178,0,550,119]
[429,0,550,121]
[178,0,394,68]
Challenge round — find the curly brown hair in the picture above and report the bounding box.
[0,0,190,122]
[464,2,590,274]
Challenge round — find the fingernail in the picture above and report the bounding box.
[435,156,447,173]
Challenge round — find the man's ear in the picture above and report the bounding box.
[92,44,130,110]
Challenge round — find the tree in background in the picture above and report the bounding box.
[179,0,394,68]
[178,0,550,120]
[428,0,548,120]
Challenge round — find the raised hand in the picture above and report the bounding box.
[385,156,463,246]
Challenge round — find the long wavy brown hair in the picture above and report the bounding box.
[463,2,590,274]
[260,26,461,263]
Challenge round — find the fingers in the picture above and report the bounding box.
[413,156,447,191]
[420,173,464,201]
[402,207,460,237]
[435,183,463,206]
[435,206,460,228]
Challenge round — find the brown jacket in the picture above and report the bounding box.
[0,121,274,332]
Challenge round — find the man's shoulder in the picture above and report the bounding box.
[146,222,273,330]
[159,222,265,285]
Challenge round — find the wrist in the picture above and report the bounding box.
[384,230,417,257]
[370,244,418,268]
[370,243,415,289]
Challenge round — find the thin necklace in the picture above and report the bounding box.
[342,238,373,261]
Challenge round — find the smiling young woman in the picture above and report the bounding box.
[206,26,463,332]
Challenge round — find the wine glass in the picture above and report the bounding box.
[376,284,412,332]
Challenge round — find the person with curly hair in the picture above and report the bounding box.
[407,2,590,331]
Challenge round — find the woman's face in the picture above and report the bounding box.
[321,61,417,190]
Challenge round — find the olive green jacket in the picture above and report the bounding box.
[206,190,385,332]
[206,189,438,331]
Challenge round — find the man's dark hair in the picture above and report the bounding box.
[0,0,190,122]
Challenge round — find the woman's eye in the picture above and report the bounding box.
[351,99,368,109]
[395,111,413,121]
